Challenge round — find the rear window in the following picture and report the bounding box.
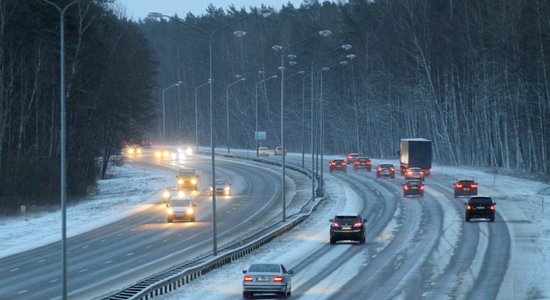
[468,197,492,205]
[380,164,393,168]
[357,157,370,161]
[458,180,475,185]
[334,216,360,223]
[249,264,280,273]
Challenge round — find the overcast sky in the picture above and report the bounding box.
[115,0,307,20]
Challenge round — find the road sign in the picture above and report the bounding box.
[255,131,266,140]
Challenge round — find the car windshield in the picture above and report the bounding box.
[170,199,192,207]
[215,179,228,185]
[249,264,280,273]
[469,198,492,205]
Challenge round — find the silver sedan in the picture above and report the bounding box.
[242,263,293,299]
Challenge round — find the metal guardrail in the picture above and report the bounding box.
[102,151,322,300]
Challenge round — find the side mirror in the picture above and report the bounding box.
[363,219,368,223]
[329,219,334,222]
[493,202,497,205]
[242,270,247,274]
[288,270,294,275]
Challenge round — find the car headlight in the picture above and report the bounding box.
[191,179,197,185]
[185,147,193,155]
[155,151,162,158]
[170,152,177,160]
[127,148,135,154]
[163,151,170,158]
[186,208,193,214]
[167,208,174,214]
[177,191,185,197]
[162,191,171,199]
[177,179,184,185]
[224,186,230,191]
[178,153,186,160]
[136,148,143,154]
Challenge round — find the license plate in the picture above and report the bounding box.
[464,188,470,191]
[476,206,485,209]
[342,225,351,230]
[257,277,269,282]
[411,187,417,189]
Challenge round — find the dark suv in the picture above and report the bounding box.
[329,213,366,244]
[454,180,478,198]
[403,180,425,197]
[353,157,372,171]
[465,196,496,222]
[329,159,347,173]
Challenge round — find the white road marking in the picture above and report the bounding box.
[50,279,59,283]
[79,269,88,273]
[117,233,123,237]
[82,245,89,249]
[105,260,112,264]
[101,239,107,242]
[9,268,19,272]
[16,290,28,295]
[145,245,152,249]
[38,259,46,263]
[126,252,134,256]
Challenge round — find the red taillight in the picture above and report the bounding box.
[456,184,463,188]
[420,185,424,190]
[330,162,335,166]
[390,167,395,171]
[353,222,363,228]
[331,222,340,228]
[489,205,495,211]
[377,168,382,171]
[343,162,347,166]
[355,161,360,165]
[367,162,371,165]
[244,275,253,282]
[471,184,478,188]
[403,185,409,191]
[467,205,473,210]
[273,276,284,282]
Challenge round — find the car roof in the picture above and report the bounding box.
[348,153,360,155]
[171,194,192,201]
[334,212,360,218]
[457,179,476,182]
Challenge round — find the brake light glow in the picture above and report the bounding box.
[420,185,424,190]
[390,167,395,171]
[342,162,347,166]
[273,276,284,282]
[353,222,363,228]
[471,184,478,188]
[331,223,340,228]
[403,185,409,191]
[467,205,473,210]
[456,184,463,188]
[330,162,336,166]
[490,205,495,211]
[378,168,383,171]
[243,275,253,282]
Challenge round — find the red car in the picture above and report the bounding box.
[454,180,478,198]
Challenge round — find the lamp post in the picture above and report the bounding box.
[195,81,209,150]
[272,30,331,221]
[41,0,81,298]
[161,81,183,143]
[299,70,307,167]
[226,75,246,153]
[319,66,330,188]
[254,74,278,155]
[147,11,271,256]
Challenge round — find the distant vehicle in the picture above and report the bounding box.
[403,180,425,197]
[329,213,366,244]
[210,178,232,196]
[454,180,478,198]
[353,157,372,171]
[161,186,182,204]
[141,140,153,148]
[346,153,361,164]
[125,145,143,155]
[274,146,287,156]
[242,263,293,299]
[257,146,270,157]
[465,196,495,222]
[166,194,196,222]
[404,167,425,180]
[399,138,432,175]
[376,163,395,178]
[329,159,347,173]
[176,168,199,190]
[154,148,171,159]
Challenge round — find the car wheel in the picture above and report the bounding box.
[376,174,380,178]
[465,216,470,222]
[490,216,495,222]
[359,237,366,244]
[191,217,196,222]
[391,175,395,178]
[280,291,288,299]
[243,292,253,299]
[454,193,457,198]
[330,238,336,244]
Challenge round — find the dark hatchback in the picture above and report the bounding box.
[353,157,372,171]
[403,180,425,197]
[329,213,367,244]
[465,196,496,222]
[329,159,347,173]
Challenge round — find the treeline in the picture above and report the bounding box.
[0,0,157,214]
[142,0,550,175]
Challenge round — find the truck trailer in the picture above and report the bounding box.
[399,138,433,175]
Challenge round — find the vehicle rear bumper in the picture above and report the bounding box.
[243,284,287,293]
[331,230,364,240]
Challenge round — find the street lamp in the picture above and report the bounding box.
[226,75,246,153]
[41,0,81,298]
[319,66,330,189]
[346,53,359,153]
[148,10,271,255]
[255,74,278,156]
[272,29,332,222]
[195,81,209,150]
[161,81,183,143]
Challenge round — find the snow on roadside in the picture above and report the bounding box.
[0,164,173,259]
